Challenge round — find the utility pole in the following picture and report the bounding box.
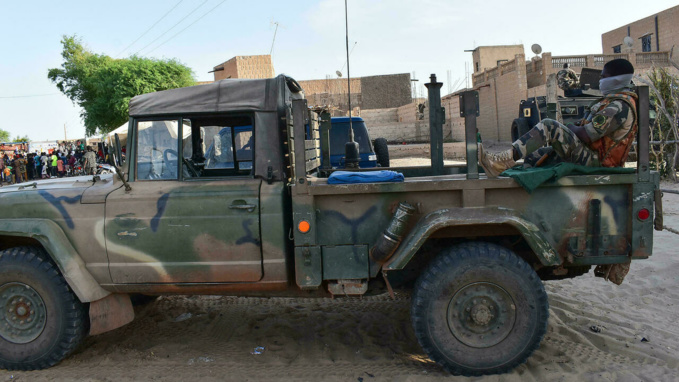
[64,123,67,141]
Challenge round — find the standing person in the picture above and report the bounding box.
[68,154,76,176]
[57,156,64,177]
[0,154,4,186]
[478,59,638,177]
[83,146,97,175]
[27,154,35,180]
[50,151,58,178]
[39,152,48,179]
[12,155,24,184]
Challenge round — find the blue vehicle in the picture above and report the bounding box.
[325,117,389,169]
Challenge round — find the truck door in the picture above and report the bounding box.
[105,118,263,284]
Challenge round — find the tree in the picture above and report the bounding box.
[638,65,679,180]
[0,129,10,143]
[13,135,29,143]
[48,35,195,136]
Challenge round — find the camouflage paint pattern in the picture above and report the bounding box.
[557,68,580,90]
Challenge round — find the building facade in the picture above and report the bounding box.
[471,45,525,74]
[212,55,275,80]
[602,5,679,54]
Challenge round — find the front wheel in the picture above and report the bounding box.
[411,242,548,376]
[0,247,89,370]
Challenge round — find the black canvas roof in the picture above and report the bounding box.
[129,74,294,117]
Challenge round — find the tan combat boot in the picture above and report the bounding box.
[478,144,516,178]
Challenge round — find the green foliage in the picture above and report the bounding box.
[13,135,29,143]
[48,35,195,136]
[0,129,10,143]
[645,67,679,180]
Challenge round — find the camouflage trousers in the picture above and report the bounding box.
[512,119,600,166]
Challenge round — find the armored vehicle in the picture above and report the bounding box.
[0,74,660,376]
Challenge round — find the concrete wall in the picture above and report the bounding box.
[602,5,679,54]
[360,73,412,109]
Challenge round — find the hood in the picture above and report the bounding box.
[0,174,118,203]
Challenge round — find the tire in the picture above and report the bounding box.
[511,118,531,142]
[411,242,549,376]
[373,138,390,167]
[0,247,88,370]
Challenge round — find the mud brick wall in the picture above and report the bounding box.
[360,73,412,110]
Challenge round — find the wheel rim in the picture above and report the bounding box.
[0,282,47,344]
[447,282,516,348]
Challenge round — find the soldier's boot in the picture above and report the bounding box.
[478,144,516,178]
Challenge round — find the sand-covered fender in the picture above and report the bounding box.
[0,219,110,302]
[383,207,561,270]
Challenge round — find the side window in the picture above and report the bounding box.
[180,114,254,179]
[641,35,652,52]
[234,128,253,170]
[136,120,179,180]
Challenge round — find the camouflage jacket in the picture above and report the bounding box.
[580,91,638,167]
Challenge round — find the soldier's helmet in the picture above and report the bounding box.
[557,68,580,90]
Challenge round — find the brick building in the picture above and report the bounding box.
[212,55,275,80]
[298,73,412,115]
[602,5,679,54]
[471,45,524,74]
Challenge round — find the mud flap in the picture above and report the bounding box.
[89,293,135,336]
[594,261,631,285]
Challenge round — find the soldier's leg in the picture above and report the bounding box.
[512,119,597,165]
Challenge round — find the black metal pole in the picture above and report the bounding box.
[345,0,353,140]
[425,74,444,175]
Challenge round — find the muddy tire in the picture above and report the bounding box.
[411,242,548,376]
[373,138,390,167]
[0,247,88,370]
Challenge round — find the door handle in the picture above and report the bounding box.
[229,203,256,212]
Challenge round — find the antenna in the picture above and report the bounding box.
[531,44,542,56]
[269,20,285,56]
[447,70,452,94]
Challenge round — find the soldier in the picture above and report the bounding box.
[479,59,638,177]
[83,146,97,175]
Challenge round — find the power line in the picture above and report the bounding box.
[0,93,60,99]
[145,0,227,55]
[115,0,184,58]
[133,0,208,56]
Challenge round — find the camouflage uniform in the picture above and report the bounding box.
[513,91,636,167]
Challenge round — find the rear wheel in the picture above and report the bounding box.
[0,247,88,370]
[411,242,548,376]
[373,138,390,167]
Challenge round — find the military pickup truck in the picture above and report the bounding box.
[0,74,660,376]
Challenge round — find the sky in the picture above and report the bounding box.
[1,0,677,142]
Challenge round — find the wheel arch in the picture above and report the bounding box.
[0,219,110,303]
[383,207,562,271]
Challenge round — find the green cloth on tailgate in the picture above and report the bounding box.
[500,163,635,193]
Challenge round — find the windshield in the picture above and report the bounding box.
[329,121,372,155]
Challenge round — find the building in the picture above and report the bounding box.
[602,5,679,54]
[471,45,525,74]
[298,73,412,115]
[212,55,275,80]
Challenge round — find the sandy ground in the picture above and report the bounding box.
[2,171,679,381]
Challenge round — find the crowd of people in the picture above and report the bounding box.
[0,142,103,186]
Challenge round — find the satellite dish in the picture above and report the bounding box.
[531,44,542,55]
[336,70,343,77]
[623,36,634,47]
